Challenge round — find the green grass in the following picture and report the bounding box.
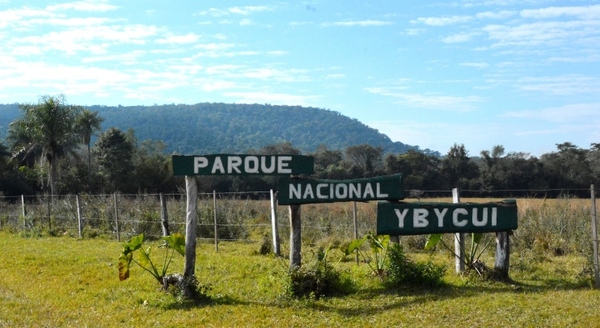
[1,231,599,327]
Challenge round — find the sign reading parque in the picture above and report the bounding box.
[172,154,314,176]
[278,174,404,205]
[377,200,518,235]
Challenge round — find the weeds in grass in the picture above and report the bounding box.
[285,247,354,299]
[118,233,185,285]
[343,232,390,278]
[386,244,447,288]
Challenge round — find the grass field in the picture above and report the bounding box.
[1,227,599,327]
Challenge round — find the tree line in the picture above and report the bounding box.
[0,96,598,197]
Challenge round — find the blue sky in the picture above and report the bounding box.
[1,1,599,157]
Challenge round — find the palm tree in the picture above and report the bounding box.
[75,109,104,193]
[8,95,82,195]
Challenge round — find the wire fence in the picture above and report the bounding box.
[0,191,379,245]
[0,188,597,258]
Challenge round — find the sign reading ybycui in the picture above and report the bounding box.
[278,174,404,205]
[172,154,314,176]
[377,200,517,235]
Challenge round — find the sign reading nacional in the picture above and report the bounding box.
[172,154,314,176]
[377,200,518,235]
[278,174,404,205]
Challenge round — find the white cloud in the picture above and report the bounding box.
[442,32,480,43]
[460,62,490,68]
[515,75,600,95]
[365,87,483,112]
[413,15,472,26]
[228,6,272,15]
[200,5,273,17]
[484,20,600,48]
[520,4,600,19]
[224,91,319,106]
[156,33,200,45]
[239,19,254,26]
[323,20,393,27]
[503,103,600,122]
[46,1,118,12]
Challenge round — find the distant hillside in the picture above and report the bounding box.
[0,103,439,156]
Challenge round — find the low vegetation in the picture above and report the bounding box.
[0,229,597,327]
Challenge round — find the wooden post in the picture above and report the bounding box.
[160,193,170,237]
[494,231,510,280]
[213,190,218,252]
[453,188,465,273]
[21,195,26,217]
[47,193,51,231]
[591,184,600,288]
[76,194,83,239]
[289,204,302,269]
[113,192,120,242]
[353,201,359,264]
[270,189,280,256]
[184,176,197,278]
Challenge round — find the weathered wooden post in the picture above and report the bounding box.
[160,193,169,237]
[353,201,360,264]
[21,195,26,217]
[76,194,83,238]
[494,230,510,280]
[591,184,600,288]
[113,192,120,242]
[213,190,218,252]
[453,188,465,273]
[184,176,197,278]
[270,189,280,256]
[289,204,302,268]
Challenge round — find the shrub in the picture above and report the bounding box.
[385,244,446,288]
[285,248,353,299]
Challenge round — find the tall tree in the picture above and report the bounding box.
[8,95,82,194]
[94,127,135,193]
[344,144,383,177]
[75,109,104,193]
[384,150,440,190]
[440,143,479,190]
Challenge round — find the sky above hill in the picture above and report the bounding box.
[1,1,599,157]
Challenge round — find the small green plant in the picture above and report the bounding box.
[285,247,352,299]
[425,233,493,276]
[386,243,446,288]
[118,233,185,285]
[344,232,389,278]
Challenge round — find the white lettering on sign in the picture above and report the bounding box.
[245,156,259,174]
[261,156,275,173]
[395,208,409,228]
[212,157,225,174]
[414,208,429,228]
[434,208,448,227]
[288,182,390,202]
[228,156,242,174]
[453,208,468,227]
[193,155,294,175]
[317,184,328,199]
[393,207,499,229]
[278,156,292,174]
[194,157,209,174]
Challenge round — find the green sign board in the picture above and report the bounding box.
[172,154,314,176]
[377,200,517,235]
[278,174,404,205]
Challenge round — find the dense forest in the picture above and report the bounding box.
[0,103,435,156]
[0,97,598,197]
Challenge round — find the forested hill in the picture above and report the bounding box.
[0,103,438,156]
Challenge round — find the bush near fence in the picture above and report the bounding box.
[0,189,597,263]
